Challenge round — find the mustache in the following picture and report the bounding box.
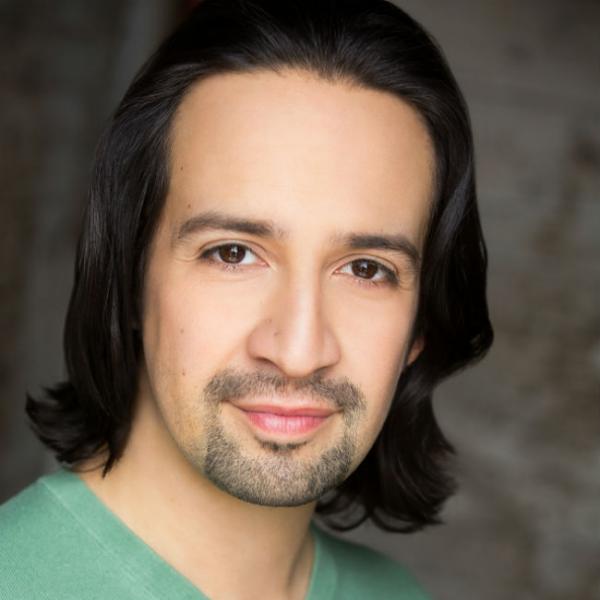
[203,368,367,414]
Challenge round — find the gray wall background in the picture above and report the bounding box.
[1,1,598,599]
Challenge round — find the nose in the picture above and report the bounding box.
[246,274,341,379]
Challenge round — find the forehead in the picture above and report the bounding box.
[165,68,434,247]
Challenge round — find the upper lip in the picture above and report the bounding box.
[230,402,337,418]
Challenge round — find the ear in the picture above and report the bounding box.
[406,336,424,366]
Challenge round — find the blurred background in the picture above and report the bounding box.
[1,1,598,599]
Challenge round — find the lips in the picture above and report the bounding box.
[231,402,337,437]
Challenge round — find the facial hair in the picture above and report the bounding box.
[199,369,367,507]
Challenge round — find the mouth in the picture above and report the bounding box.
[229,402,337,438]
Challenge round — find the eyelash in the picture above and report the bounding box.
[198,243,399,289]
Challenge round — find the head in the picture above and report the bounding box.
[28,0,493,532]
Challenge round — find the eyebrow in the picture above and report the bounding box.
[175,211,287,242]
[336,232,420,269]
[174,210,420,269]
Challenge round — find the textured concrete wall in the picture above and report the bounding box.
[1,1,598,599]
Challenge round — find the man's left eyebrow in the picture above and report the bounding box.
[333,232,421,270]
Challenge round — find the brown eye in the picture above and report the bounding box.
[199,243,261,270]
[217,244,246,263]
[351,259,379,279]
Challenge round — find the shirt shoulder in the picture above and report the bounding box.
[0,475,57,555]
[0,471,152,600]
[312,524,432,600]
[0,475,66,598]
[0,469,209,600]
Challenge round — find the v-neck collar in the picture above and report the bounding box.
[40,468,336,600]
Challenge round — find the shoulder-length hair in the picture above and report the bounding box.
[27,0,493,533]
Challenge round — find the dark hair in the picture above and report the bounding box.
[27,0,493,533]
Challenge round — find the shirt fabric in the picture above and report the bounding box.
[0,468,431,599]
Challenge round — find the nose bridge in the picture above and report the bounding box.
[248,262,341,378]
[279,268,324,348]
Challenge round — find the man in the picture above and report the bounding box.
[0,0,493,598]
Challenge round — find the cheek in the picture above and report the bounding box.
[143,284,195,379]
[141,278,258,448]
[142,277,264,392]
[333,294,417,449]
[334,293,416,391]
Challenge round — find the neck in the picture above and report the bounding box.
[76,391,317,600]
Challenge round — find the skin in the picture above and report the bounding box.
[79,68,434,600]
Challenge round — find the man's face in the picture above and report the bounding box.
[139,69,434,506]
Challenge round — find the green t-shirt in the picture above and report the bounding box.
[0,469,431,599]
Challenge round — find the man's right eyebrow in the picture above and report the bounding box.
[173,211,288,246]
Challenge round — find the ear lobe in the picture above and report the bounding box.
[406,336,424,366]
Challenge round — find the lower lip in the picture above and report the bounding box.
[241,410,329,436]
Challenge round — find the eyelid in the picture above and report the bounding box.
[336,258,399,288]
[200,241,265,264]
[338,253,399,276]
